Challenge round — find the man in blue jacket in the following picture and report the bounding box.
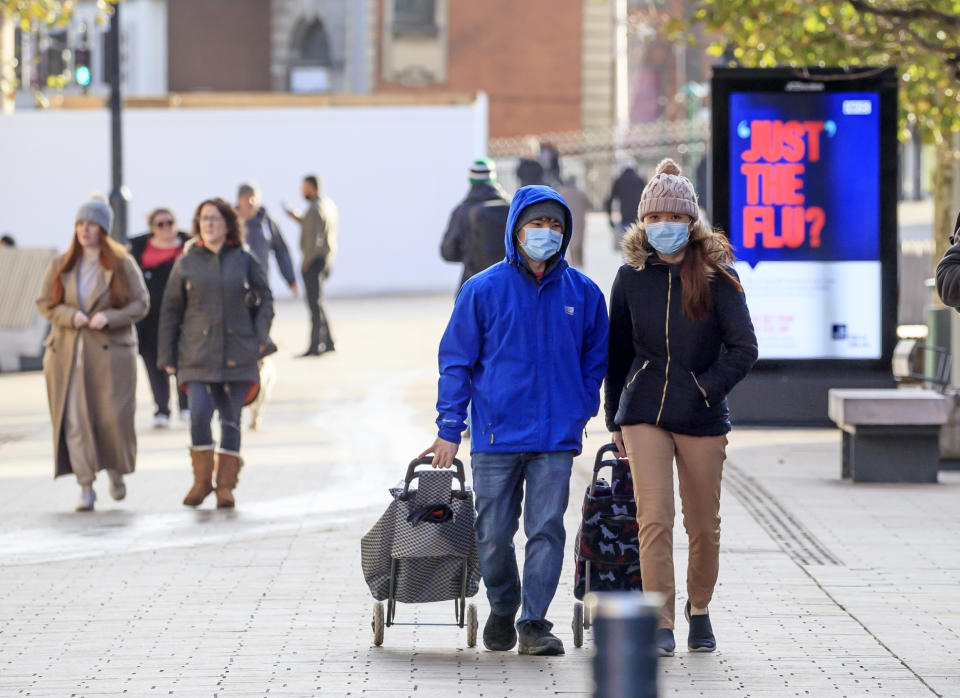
[420,185,609,656]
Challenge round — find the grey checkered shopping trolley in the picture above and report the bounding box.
[360,457,481,647]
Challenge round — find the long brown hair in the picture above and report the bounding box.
[677,220,743,321]
[47,225,131,310]
[191,198,243,246]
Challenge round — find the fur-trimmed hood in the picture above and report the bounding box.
[621,219,732,271]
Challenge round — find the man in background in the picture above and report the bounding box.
[287,175,337,357]
[237,183,298,298]
[441,158,509,290]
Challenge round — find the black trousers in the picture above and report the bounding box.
[303,257,334,352]
[139,342,188,416]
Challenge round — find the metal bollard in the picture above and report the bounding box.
[586,592,661,698]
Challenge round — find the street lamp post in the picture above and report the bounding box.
[107,3,129,243]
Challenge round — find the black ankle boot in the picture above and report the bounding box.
[483,612,517,651]
[517,620,564,656]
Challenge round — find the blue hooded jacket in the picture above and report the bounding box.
[435,185,609,454]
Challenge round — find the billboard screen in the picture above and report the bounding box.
[727,91,882,359]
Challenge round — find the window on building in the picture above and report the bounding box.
[299,20,331,65]
[392,0,439,38]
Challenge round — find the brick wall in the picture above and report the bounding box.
[168,0,272,92]
[377,0,583,138]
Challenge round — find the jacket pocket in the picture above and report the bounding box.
[690,372,711,408]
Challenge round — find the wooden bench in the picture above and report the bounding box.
[827,389,948,483]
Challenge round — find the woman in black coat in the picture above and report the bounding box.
[129,208,190,427]
[605,159,757,657]
[158,198,274,509]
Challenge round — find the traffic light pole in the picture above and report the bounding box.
[107,3,128,243]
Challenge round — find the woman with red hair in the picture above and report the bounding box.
[37,200,149,511]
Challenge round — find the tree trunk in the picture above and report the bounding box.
[932,134,960,287]
[0,12,14,115]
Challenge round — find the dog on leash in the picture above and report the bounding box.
[248,356,277,431]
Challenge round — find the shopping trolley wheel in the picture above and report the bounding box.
[466,604,478,648]
[572,602,584,648]
[372,602,384,646]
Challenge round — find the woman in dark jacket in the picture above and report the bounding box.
[129,208,190,428]
[158,198,274,509]
[605,159,758,657]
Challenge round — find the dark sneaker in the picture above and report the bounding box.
[656,628,676,657]
[483,612,517,651]
[517,620,564,656]
[685,601,716,652]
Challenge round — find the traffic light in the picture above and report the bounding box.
[74,47,91,87]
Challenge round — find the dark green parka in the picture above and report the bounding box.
[157,240,273,385]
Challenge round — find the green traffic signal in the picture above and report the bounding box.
[75,65,91,87]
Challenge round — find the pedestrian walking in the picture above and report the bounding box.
[554,175,591,268]
[237,182,299,298]
[440,158,509,290]
[286,175,336,356]
[516,137,545,188]
[421,185,609,657]
[605,162,646,251]
[604,159,757,657]
[157,198,274,509]
[935,209,960,306]
[129,208,190,428]
[36,200,149,512]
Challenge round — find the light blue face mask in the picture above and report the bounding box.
[520,227,563,262]
[646,221,690,255]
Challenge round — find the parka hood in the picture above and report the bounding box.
[621,219,730,271]
[504,185,573,264]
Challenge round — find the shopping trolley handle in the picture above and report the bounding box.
[399,457,467,500]
[590,442,627,494]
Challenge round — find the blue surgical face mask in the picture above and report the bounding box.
[520,227,563,262]
[646,221,690,255]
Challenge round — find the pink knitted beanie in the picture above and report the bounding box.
[637,158,699,221]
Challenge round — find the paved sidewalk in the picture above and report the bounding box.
[2,214,959,696]
[1,292,958,697]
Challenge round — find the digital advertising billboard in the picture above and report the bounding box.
[712,67,898,423]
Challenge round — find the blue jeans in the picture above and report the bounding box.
[186,382,246,452]
[470,451,574,627]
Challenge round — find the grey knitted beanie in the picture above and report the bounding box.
[75,200,114,233]
[637,159,699,221]
[513,200,567,238]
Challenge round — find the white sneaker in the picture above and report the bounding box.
[153,413,170,429]
[76,486,96,512]
[180,409,191,423]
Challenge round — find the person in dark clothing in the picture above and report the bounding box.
[935,209,960,306]
[158,198,274,509]
[605,163,646,251]
[237,183,298,298]
[440,158,509,289]
[605,159,757,658]
[286,175,337,357]
[129,208,190,428]
[516,138,545,188]
[1,233,15,247]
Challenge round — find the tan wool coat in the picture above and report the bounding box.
[37,252,149,478]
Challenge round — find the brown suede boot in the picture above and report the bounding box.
[183,447,215,507]
[215,450,242,509]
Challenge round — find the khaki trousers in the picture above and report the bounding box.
[621,423,727,630]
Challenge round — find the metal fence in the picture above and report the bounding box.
[488,119,711,211]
